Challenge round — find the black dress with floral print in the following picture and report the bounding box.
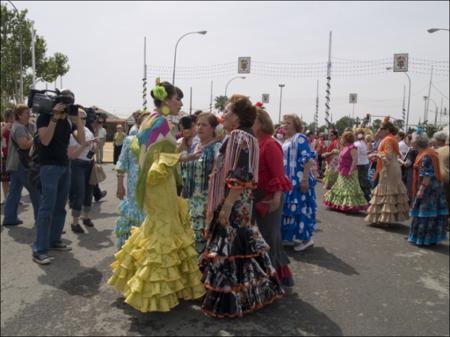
[200,130,284,318]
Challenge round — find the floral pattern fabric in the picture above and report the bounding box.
[201,130,284,318]
[114,136,145,249]
[408,155,449,245]
[180,141,221,252]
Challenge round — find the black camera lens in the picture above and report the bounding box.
[67,104,80,116]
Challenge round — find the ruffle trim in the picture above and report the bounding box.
[365,212,410,224]
[201,294,283,318]
[371,183,408,196]
[262,176,293,193]
[410,209,449,217]
[324,200,369,212]
[108,226,205,312]
[225,177,258,190]
[276,266,294,287]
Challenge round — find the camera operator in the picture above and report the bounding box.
[32,89,85,265]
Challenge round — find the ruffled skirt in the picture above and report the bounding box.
[201,201,284,318]
[365,181,410,224]
[323,171,369,212]
[408,216,448,245]
[107,197,205,313]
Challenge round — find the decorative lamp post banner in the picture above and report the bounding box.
[393,53,409,72]
[238,57,251,74]
[262,93,270,103]
[349,93,358,104]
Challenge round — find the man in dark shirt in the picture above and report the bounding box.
[32,90,85,265]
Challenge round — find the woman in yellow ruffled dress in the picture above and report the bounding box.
[107,80,205,312]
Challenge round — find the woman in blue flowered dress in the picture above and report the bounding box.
[281,114,317,252]
[408,130,448,246]
[180,112,221,253]
[114,130,145,249]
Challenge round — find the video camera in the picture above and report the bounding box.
[27,89,79,116]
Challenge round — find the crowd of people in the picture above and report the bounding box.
[0,90,108,261]
[1,78,448,319]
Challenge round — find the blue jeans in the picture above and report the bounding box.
[32,165,70,255]
[3,163,40,224]
[69,159,93,217]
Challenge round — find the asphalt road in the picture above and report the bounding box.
[1,164,449,336]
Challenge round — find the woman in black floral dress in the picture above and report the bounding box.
[201,95,284,318]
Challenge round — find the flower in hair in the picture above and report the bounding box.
[152,77,168,101]
[255,101,264,108]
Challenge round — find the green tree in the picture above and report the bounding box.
[0,4,69,110]
[335,116,356,135]
[372,118,382,131]
[214,95,228,113]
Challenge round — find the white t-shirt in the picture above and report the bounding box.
[97,127,107,140]
[354,140,370,165]
[398,140,409,159]
[70,127,95,161]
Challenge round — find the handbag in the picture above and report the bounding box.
[89,163,106,185]
[10,137,32,169]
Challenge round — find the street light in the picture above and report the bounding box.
[386,66,411,131]
[172,30,207,85]
[224,76,246,97]
[425,97,439,126]
[427,28,450,33]
[6,0,23,103]
[278,84,285,124]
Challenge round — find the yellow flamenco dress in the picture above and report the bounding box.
[107,112,205,312]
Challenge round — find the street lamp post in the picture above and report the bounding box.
[278,84,285,124]
[425,97,439,127]
[224,76,246,97]
[386,67,411,131]
[172,30,207,85]
[7,0,23,102]
[30,21,36,89]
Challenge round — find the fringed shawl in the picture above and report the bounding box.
[412,148,443,195]
[134,112,177,211]
[206,129,259,214]
[374,134,399,180]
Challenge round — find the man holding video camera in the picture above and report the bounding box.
[32,89,85,265]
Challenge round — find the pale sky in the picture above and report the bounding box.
[13,1,450,126]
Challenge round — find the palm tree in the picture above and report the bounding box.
[214,95,228,113]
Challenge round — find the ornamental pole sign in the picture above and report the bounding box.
[262,93,270,103]
[349,93,358,104]
[393,53,409,72]
[238,57,251,74]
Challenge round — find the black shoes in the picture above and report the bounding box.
[94,191,107,202]
[2,219,24,227]
[49,243,72,251]
[71,223,85,234]
[82,218,94,227]
[32,254,54,265]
